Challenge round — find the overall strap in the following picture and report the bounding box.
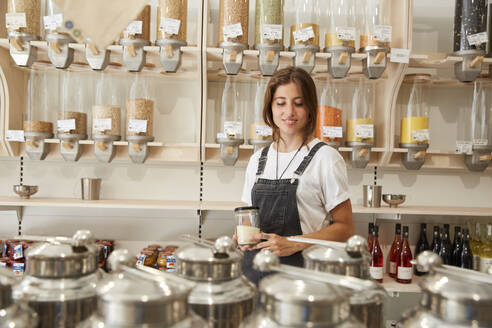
[293,142,327,176]
[256,145,271,176]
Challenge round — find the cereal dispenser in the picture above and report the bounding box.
[217,77,244,165]
[219,0,249,75]
[324,0,356,79]
[92,73,122,163]
[315,79,343,148]
[398,74,431,170]
[346,77,375,168]
[45,0,74,69]
[454,0,487,82]
[358,0,391,79]
[254,0,284,76]
[24,70,54,161]
[57,71,89,162]
[126,74,155,163]
[248,79,273,151]
[156,0,188,72]
[6,0,41,67]
[85,39,111,71]
[119,5,151,72]
[287,0,320,73]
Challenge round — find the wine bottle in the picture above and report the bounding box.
[461,228,473,269]
[430,225,440,254]
[369,225,383,283]
[415,223,430,276]
[368,222,375,253]
[439,225,452,264]
[479,223,492,273]
[451,226,462,267]
[397,226,413,284]
[388,223,402,279]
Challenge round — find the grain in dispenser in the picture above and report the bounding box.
[44,0,75,69]
[57,71,89,162]
[218,0,249,75]
[248,79,273,151]
[6,0,41,67]
[315,78,344,148]
[156,0,188,72]
[126,74,155,163]
[254,0,284,76]
[92,73,122,163]
[358,0,391,79]
[119,4,151,72]
[217,77,244,165]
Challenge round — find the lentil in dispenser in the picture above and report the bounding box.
[6,0,41,67]
[119,5,151,72]
[248,79,273,151]
[44,0,74,69]
[219,0,249,75]
[315,79,343,148]
[217,77,244,165]
[254,0,284,76]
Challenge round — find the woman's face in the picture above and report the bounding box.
[271,82,308,138]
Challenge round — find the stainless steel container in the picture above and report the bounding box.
[397,251,492,328]
[177,236,256,328]
[0,267,38,328]
[78,249,207,328]
[13,230,100,328]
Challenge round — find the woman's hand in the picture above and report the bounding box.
[233,233,257,252]
[252,233,304,257]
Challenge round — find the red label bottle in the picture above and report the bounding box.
[397,226,413,284]
[369,225,383,283]
[388,223,402,278]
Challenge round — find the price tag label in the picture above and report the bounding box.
[263,24,283,40]
[467,32,488,46]
[125,20,143,35]
[223,23,243,39]
[93,118,112,131]
[57,119,76,131]
[43,13,63,30]
[336,27,356,41]
[456,141,473,155]
[390,48,411,64]
[473,138,488,146]
[322,126,343,138]
[216,132,226,139]
[160,18,181,35]
[355,124,374,139]
[5,13,27,29]
[374,25,392,43]
[293,26,315,42]
[128,119,147,133]
[255,125,273,136]
[6,130,24,142]
[412,129,429,142]
[224,121,242,137]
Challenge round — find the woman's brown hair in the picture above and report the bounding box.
[263,66,318,142]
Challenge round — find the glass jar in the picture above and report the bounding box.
[288,0,320,47]
[7,0,41,36]
[157,0,188,42]
[234,206,260,245]
[316,79,344,147]
[120,4,151,41]
[358,0,392,50]
[346,77,375,145]
[454,0,487,53]
[218,77,243,140]
[92,73,122,137]
[249,79,273,144]
[255,0,283,46]
[24,70,53,135]
[219,0,249,45]
[324,0,355,49]
[44,0,64,34]
[126,74,154,138]
[58,71,89,138]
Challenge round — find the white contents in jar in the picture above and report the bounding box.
[236,225,260,245]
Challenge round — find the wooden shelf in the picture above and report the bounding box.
[408,52,492,71]
[382,273,421,294]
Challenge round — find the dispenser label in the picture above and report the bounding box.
[13,245,23,260]
[5,13,27,29]
[479,257,492,273]
[374,25,392,43]
[224,121,242,137]
[93,118,112,131]
[160,18,181,35]
[473,139,488,146]
[455,141,473,155]
[125,20,143,35]
[390,48,411,64]
[128,119,147,133]
[255,125,273,136]
[223,23,243,39]
[6,130,25,142]
[216,132,226,139]
[467,32,488,46]
[412,129,429,142]
[263,24,283,40]
[397,266,413,280]
[293,26,315,42]
[336,27,356,41]
[57,119,76,132]
[369,266,383,280]
[322,126,343,138]
[355,124,374,139]
[12,263,24,276]
[44,13,63,30]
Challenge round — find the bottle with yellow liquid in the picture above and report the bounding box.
[479,223,492,273]
[469,221,482,271]
[248,79,273,152]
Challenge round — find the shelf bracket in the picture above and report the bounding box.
[0,206,24,235]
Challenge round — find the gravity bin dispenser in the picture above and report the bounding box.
[315,78,344,149]
[248,79,273,151]
[119,5,151,72]
[45,0,74,69]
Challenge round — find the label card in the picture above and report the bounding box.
[263,24,283,40]
[224,121,242,136]
[374,25,392,43]
[355,124,374,139]
[6,130,25,142]
[467,32,488,46]
[391,48,411,64]
[456,141,473,155]
[293,26,315,42]
[93,118,112,131]
[5,13,27,29]
[57,119,76,131]
[412,129,430,142]
[223,23,243,39]
[336,27,356,41]
[160,18,181,35]
[44,13,63,30]
[128,119,147,133]
[473,139,488,146]
[255,125,273,136]
[322,126,343,138]
[125,20,143,35]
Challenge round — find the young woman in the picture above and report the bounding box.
[240,66,354,285]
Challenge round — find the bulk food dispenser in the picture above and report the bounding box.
[6,0,41,67]
[315,78,344,148]
[217,77,244,165]
[398,74,431,170]
[358,0,392,79]
[126,74,155,164]
[86,38,111,71]
[57,71,89,162]
[453,0,487,83]
[287,0,320,73]
[219,0,249,75]
[119,5,151,72]
[45,0,74,69]
[324,0,356,79]
[254,0,284,76]
[24,70,54,161]
[92,73,122,163]
[248,79,273,151]
[156,0,188,72]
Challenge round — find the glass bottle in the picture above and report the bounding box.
[451,226,463,267]
[439,225,452,265]
[461,228,474,270]
[388,223,402,279]
[368,222,374,253]
[431,225,441,254]
[415,223,430,276]
[479,223,492,273]
[396,226,413,284]
[369,225,383,283]
[470,222,483,271]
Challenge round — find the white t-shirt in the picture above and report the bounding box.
[241,138,350,234]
